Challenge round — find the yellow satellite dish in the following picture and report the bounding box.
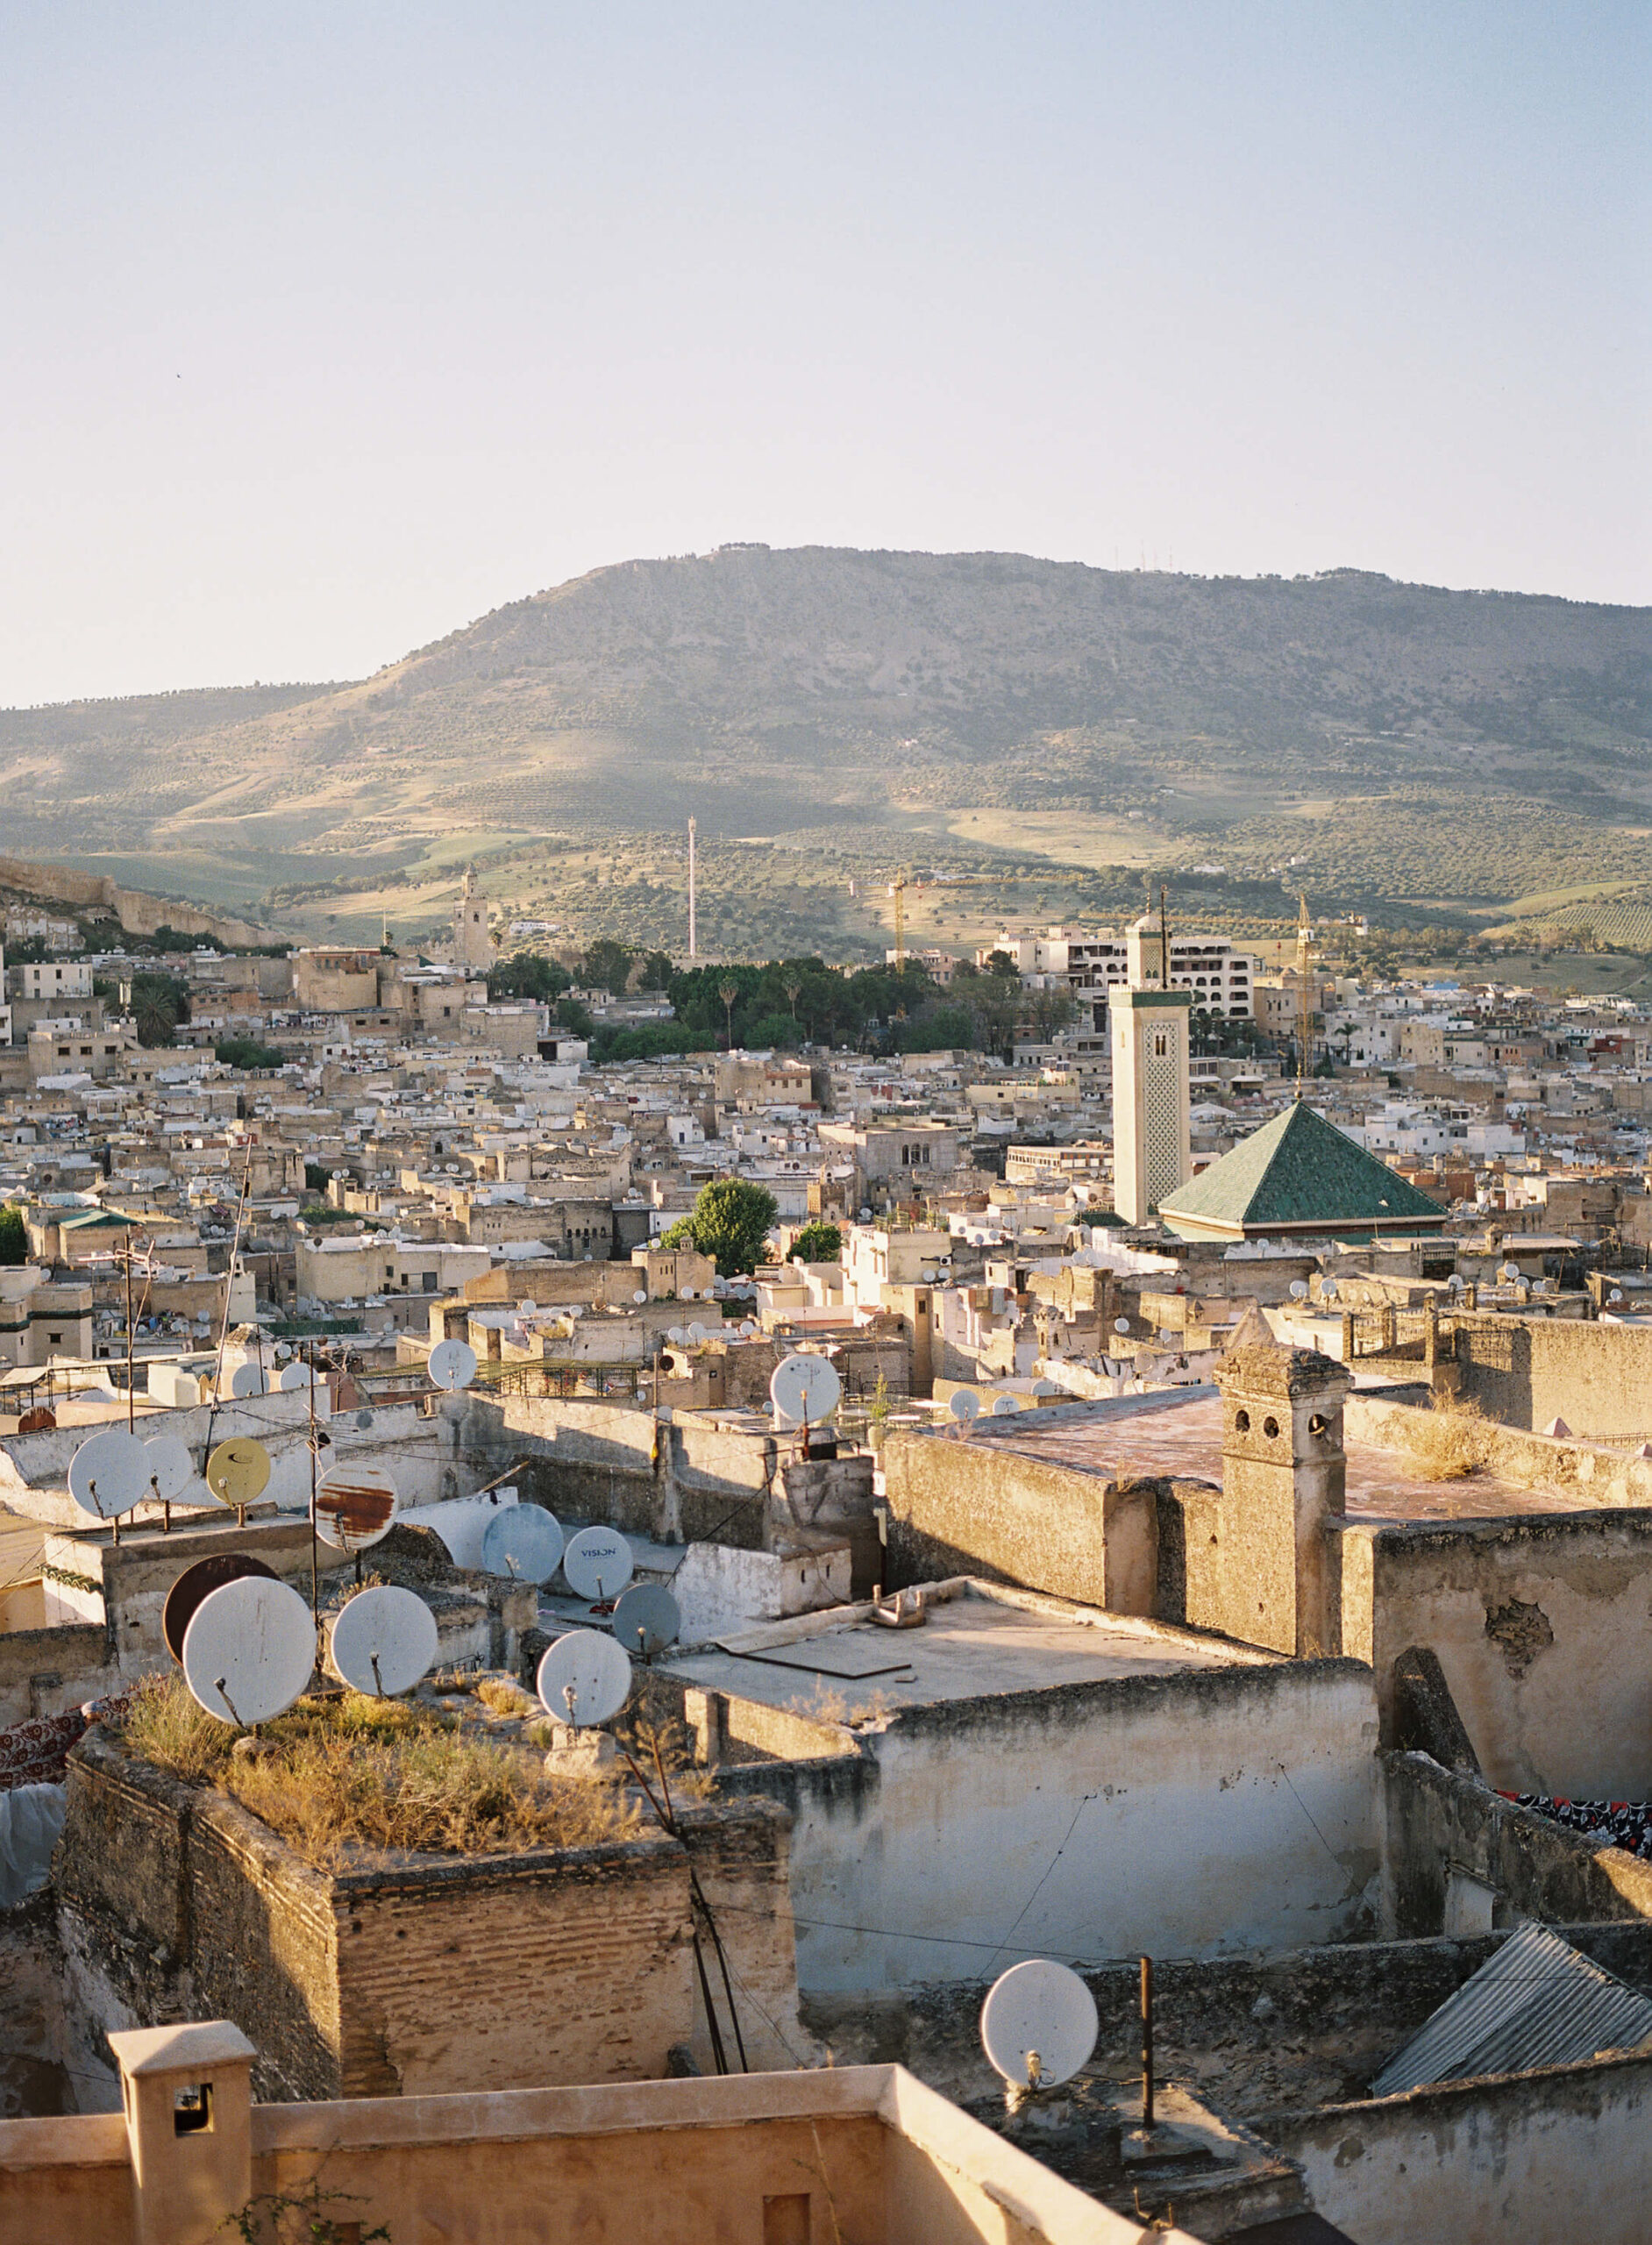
[204,1437,272,1509]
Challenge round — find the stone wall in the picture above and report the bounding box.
[1335,1507,1652,1795]
[0,853,276,948]
[0,1622,118,1726]
[55,1726,804,2100]
[1449,1311,1652,1439]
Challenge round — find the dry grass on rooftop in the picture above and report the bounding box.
[1389,1396,1494,1483]
[117,1672,639,1869]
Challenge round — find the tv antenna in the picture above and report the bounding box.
[980,1958,1099,2102]
[562,1525,634,1606]
[480,1505,565,1585]
[330,1585,438,1699]
[182,1576,315,1728]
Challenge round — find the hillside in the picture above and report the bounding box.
[1,548,1648,949]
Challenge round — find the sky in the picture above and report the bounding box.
[3,2,1646,705]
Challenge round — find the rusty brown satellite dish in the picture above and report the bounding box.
[313,1462,398,1554]
[162,1552,279,1664]
[17,1408,56,1434]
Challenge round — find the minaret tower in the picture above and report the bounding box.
[1111,892,1192,1225]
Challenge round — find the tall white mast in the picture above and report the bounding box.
[687,816,697,962]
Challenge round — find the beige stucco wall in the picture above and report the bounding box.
[1275,2051,1652,2245]
[1336,1510,1652,1796]
[724,1658,1380,1993]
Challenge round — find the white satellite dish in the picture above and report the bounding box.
[1500,1262,1520,1282]
[681,1286,697,1301]
[481,1505,565,1584]
[633,1289,647,1305]
[313,1462,398,1552]
[536,1629,632,1727]
[278,1362,311,1391]
[667,1326,686,1344]
[1289,1279,1308,1300]
[520,1300,537,1317]
[563,1525,634,1603]
[611,1583,681,1658]
[230,1363,268,1399]
[769,1355,842,1428]
[1114,1317,1130,1336]
[143,1435,196,1505]
[68,1429,148,1521]
[329,1586,438,1698]
[991,1393,1019,1416]
[741,1319,757,1336]
[980,1958,1099,2091]
[687,1321,707,1343]
[1611,1288,1625,1304]
[428,1338,478,1392]
[1321,1279,1339,1301]
[182,1576,315,1727]
[948,1390,981,1423]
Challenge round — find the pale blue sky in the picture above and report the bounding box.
[3,3,1645,703]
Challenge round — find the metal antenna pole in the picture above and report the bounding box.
[307,1344,320,1621]
[1140,1955,1155,2129]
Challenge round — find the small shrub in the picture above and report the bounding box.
[474,1677,536,1719]
[121,1671,234,1785]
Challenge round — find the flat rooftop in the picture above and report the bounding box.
[663,1582,1278,1717]
[959,1392,1597,1526]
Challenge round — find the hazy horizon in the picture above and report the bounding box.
[5,3,1646,706]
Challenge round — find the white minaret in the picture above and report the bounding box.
[1111,911,1192,1225]
[687,817,697,962]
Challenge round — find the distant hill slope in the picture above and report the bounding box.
[1,549,1648,916]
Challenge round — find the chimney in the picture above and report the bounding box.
[1211,1344,1354,1657]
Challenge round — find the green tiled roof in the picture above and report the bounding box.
[1158,1100,1447,1238]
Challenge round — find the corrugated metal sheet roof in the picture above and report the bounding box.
[1372,1923,1652,2097]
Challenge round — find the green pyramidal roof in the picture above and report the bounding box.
[1157,1100,1448,1240]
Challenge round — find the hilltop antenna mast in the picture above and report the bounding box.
[687,817,697,963]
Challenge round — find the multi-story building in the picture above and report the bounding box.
[980,926,1254,1054]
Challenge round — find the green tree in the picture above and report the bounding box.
[0,1206,26,1266]
[303,1161,331,1194]
[637,949,674,992]
[581,938,636,994]
[130,972,188,1048]
[488,951,572,1001]
[790,1222,842,1264]
[661,1179,779,1278]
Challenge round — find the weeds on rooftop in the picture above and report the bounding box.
[1395,1396,1493,1482]
[115,1672,638,1868]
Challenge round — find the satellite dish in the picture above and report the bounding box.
[687,1321,707,1344]
[162,1552,278,1663]
[17,1407,55,1433]
[741,1319,757,1336]
[314,1463,398,1552]
[1290,1279,1308,1300]
[428,1338,478,1392]
[278,1362,311,1392]
[948,1390,981,1422]
[667,1326,686,1344]
[1611,1288,1625,1304]
[633,1289,647,1305]
[1114,1318,1131,1336]
[520,1300,537,1317]
[354,1408,374,1430]
[480,1505,565,1585]
[991,1393,1018,1416]
[611,1583,681,1658]
[68,1429,148,1521]
[681,1287,696,1301]
[537,1629,632,1727]
[204,1438,272,1509]
[562,1525,634,1603]
[144,1435,196,1505]
[229,1362,268,1399]
[980,1959,1099,2091]
[182,1576,316,1726]
[330,1586,438,1698]
[769,1355,842,1428]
